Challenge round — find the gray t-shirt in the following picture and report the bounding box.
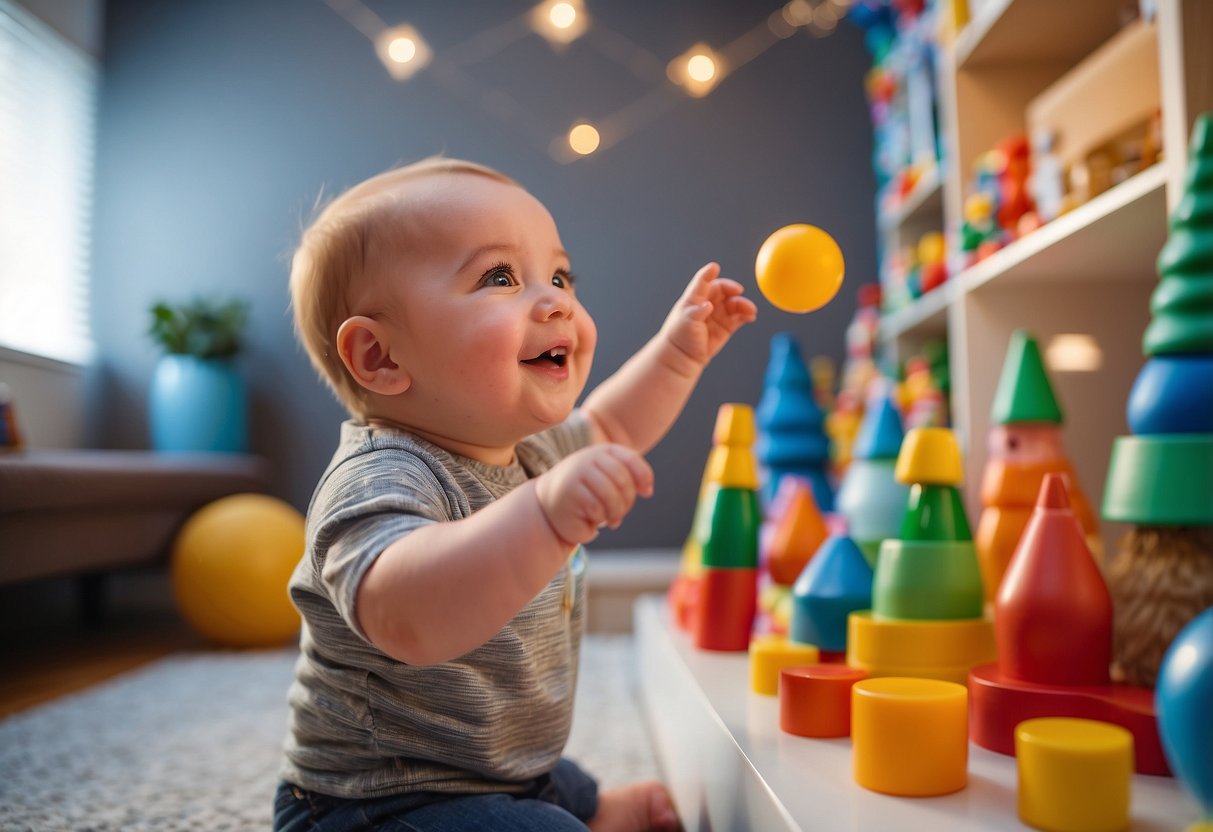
[280,413,592,799]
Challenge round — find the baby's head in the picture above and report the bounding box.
[290,157,597,453]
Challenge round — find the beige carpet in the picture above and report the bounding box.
[0,635,660,831]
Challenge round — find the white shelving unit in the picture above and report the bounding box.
[879,0,1213,554]
[633,595,1199,831]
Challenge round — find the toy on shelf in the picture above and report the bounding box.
[1156,607,1213,831]
[754,224,845,314]
[1028,128,1066,224]
[756,333,834,511]
[917,230,948,294]
[824,390,864,477]
[852,676,969,797]
[779,664,869,738]
[959,191,1001,265]
[692,403,762,652]
[789,533,873,654]
[669,459,711,632]
[969,474,1170,776]
[847,427,996,684]
[749,633,820,696]
[899,354,948,430]
[1102,112,1213,689]
[975,329,1102,605]
[1015,717,1134,832]
[835,390,910,568]
[995,134,1035,234]
[761,476,829,620]
[809,355,836,412]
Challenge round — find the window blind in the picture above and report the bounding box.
[0,0,96,365]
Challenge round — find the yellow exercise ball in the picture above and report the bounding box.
[171,493,305,648]
[755,223,845,313]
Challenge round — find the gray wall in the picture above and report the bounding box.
[91,0,876,549]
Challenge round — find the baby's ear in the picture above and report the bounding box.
[336,316,411,395]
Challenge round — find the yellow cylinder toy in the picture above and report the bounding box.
[852,676,969,796]
[1016,718,1133,832]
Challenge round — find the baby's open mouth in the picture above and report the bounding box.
[522,346,568,368]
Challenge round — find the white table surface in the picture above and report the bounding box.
[633,594,1198,831]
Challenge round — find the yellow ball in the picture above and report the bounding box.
[171,493,305,648]
[755,224,845,313]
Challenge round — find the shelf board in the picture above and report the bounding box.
[877,166,944,233]
[878,163,1167,345]
[956,162,1168,294]
[878,279,954,342]
[955,0,1130,70]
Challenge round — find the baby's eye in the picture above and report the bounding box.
[552,269,575,289]
[481,265,517,288]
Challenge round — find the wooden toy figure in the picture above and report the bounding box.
[1102,111,1213,689]
[756,333,834,511]
[969,475,1172,776]
[693,403,762,652]
[835,390,910,568]
[847,427,997,684]
[1029,128,1066,223]
[975,329,1101,605]
[996,134,1034,235]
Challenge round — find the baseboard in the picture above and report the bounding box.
[585,548,679,634]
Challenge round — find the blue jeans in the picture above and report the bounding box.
[272,758,600,831]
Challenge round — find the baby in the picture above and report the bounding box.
[276,156,756,831]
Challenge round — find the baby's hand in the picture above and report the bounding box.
[535,444,654,547]
[661,262,757,368]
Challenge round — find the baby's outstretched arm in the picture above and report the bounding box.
[582,262,757,453]
[356,444,652,665]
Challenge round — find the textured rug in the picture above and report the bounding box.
[0,635,660,831]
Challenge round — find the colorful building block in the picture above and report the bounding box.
[789,534,873,652]
[779,664,869,738]
[976,330,1102,604]
[996,474,1112,687]
[848,427,995,682]
[693,404,762,652]
[970,475,1169,775]
[1015,718,1133,832]
[852,677,969,796]
[755,333,834,511]
[835,391,909,568]
[1102,111,1213,689]
[749,634,820,696]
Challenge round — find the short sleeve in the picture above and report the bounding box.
[308,447,453,642]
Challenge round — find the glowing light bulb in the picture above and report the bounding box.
[549,2,577,29]
[387,37,417,64]
[687,54,716,83]
[568,123,601,155]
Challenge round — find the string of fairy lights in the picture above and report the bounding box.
[323,0,851,162]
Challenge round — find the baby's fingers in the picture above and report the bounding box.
[601,444,654,499]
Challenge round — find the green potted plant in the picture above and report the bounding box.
[147,297,250,453]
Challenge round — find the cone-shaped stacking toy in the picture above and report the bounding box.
[1103,111,1213,688]
[996,474,1112,687]
[756,333,834,511]
[693,403,761,652]
[790,534,873,652]
[1156,607,1213,827]
[847,427,995,684]
[970,475,1171,776]
[764,476,829,587]
[669,459,711,632]
[976,331,1102,605]
[836,391,910,568]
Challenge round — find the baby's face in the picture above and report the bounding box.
[358,173,597,455]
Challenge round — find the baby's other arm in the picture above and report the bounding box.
[582,262,757,453]
[356,444,652,665]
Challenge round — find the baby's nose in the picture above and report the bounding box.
[533,286,573,320]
